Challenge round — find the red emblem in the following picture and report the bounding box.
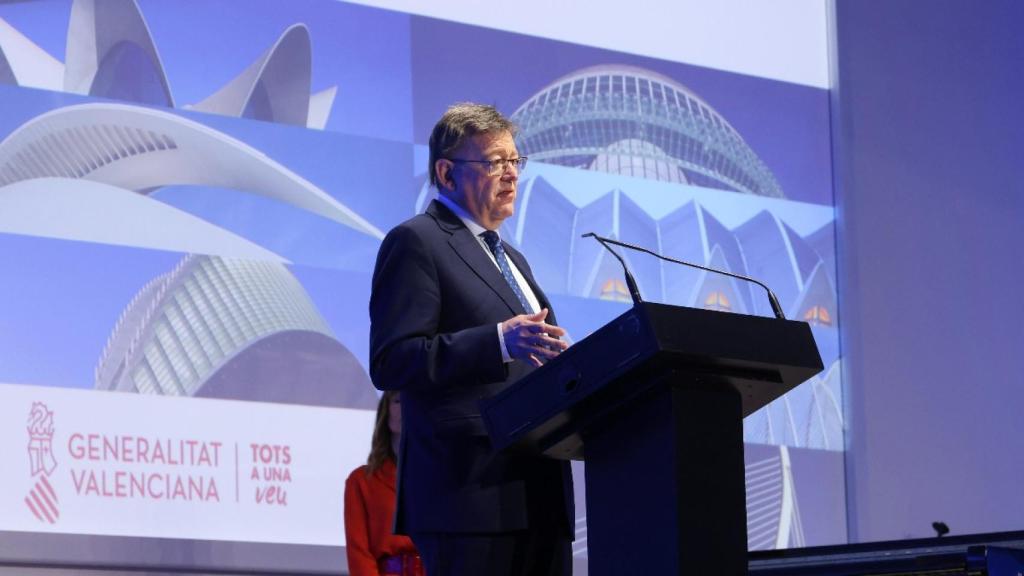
[25,402,59,523]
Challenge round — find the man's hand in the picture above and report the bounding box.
[501,309,568,367]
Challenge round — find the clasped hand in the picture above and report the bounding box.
[501,308,568,367]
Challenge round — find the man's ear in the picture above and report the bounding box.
[435,159,455,191]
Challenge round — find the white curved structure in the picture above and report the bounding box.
[96,254,376,408]
[806,360,844,450]
[0,16,64,89]
[63,0,174,106]
[0,102,383,239]
[0,178,284,260]
[746,446,806,550]
[193,24,336,128]
[512,64,784,196]
[307,86,338,130]
[3,1,334,127]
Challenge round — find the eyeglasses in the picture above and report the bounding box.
[447,156,528,175]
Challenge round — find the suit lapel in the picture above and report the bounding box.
[428,201,526,316]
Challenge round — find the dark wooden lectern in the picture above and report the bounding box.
[481,302,824,575]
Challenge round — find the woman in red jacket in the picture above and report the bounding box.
[344,391,423,576]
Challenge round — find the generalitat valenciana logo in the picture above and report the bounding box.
[26,402,59,523]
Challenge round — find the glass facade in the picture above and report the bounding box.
[512,64,785,197]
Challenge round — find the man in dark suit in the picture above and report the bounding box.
[369,103,574,575]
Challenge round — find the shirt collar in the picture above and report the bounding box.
[436,193,493,238]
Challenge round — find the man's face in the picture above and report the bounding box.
[441,131,520,230]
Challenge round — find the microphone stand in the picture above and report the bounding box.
[582,232,787,320]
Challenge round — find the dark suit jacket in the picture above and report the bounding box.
[369,200,573,536]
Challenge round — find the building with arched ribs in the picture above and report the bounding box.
[511,64,784,197]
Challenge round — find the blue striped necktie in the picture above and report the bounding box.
[480,231,532,313]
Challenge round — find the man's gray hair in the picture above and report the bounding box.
[428,102,517,188]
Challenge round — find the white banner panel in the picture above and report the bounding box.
[0,383,374,546]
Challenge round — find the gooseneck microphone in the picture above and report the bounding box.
[582,232,787,320]
[581,232,643,306]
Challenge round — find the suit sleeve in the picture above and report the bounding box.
[369,224,506,392]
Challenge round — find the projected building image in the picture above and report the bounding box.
[509,64,840,450]
[0,99,387,280]
[511,64,785,197]
[0,0,337,128]
[95,254,376,409]
[497,167,843,452]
